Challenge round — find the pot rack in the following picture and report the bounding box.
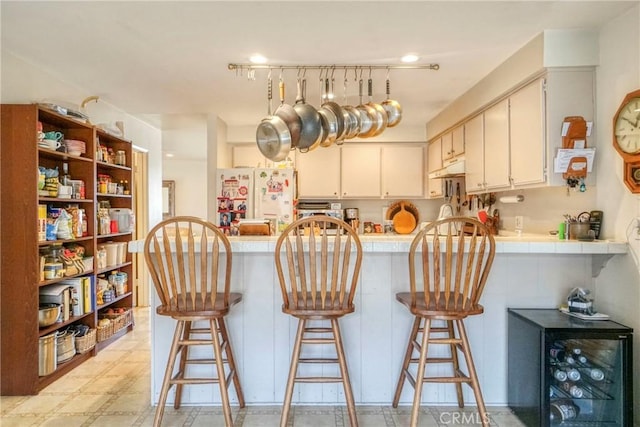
[228,63,439,79]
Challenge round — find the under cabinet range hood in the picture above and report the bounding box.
[428,157,465,179]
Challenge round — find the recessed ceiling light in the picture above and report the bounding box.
[165,153,174,158]
[249,54,267,64]
[401,54,419,63]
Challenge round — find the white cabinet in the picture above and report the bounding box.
[296,143,425,199]
[464,114,485,192]
[341,145,381,198]
[296,146,341,198]
[381,145,424,197]
[483,98,510,190]
[232,145,269,168]
[442,126,464,161]
[509,79,545,186]
[427,139,443,198]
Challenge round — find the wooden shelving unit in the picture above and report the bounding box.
[0,104,135,395]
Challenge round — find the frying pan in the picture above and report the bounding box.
[340,73,360,139]
[321,78,347,144]
[366,78,388,137]
[356,78,376,138]
[318,77,339,147]
[381,77,402,127]
[293,77,322,153]
[274,79,302,149]
[256,78,291,162]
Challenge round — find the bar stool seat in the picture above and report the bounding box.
[392,217,496,427]
[143,216,244,427]
[275,217,363,427]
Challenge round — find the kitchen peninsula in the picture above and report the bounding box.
[129,234,627,406]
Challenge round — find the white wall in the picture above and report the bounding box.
[591,5,640,424]
[0,51,164,230]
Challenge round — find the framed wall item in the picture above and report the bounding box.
[162,180,175,219]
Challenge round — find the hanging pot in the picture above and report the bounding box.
[381,77,402,127]
[355,78,376,138]
[256,78,291,162]
[340,73,360,140]
[366,78,388,137]
[319,77,339,147]
[274,79,302,149]
[321,77,347,144]
[293,77,322,153]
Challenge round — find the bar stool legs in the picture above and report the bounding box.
[280,318,358,427]
[153,318,244,427]
[392,317,489,427]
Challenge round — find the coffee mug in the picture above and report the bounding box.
[43,139,61,150]
[43,131,63,142]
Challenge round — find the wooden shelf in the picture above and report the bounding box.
[1,103,135,395]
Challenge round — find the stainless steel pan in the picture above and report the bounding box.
[274,79,302,149]
[366,78,388,137]
[381,76,402,127]
[356,78,376,138]
[256,78,291,162]
[293,77,322,153]
[321,78,347,144]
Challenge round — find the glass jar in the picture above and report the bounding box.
[115,150,126,166]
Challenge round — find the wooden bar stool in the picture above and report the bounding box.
[392,217,495,427]
[275,217,363,427]
[143,217,244,427]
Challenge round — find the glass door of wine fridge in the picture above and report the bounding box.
[508,308,633,427]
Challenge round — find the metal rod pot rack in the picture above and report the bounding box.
[228,63,439,72]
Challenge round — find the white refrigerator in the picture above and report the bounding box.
[253,168,296,235]
[216,168,296,236]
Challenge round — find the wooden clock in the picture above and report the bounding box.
[613,89,640,193]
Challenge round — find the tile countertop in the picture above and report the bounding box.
[128,233,628,255]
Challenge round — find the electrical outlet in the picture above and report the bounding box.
[515,215,524,231]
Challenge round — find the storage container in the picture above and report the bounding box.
[104,242,118,266]
[38,333,57,376]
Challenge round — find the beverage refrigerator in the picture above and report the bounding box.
[508,308,633,426]
[216,168,296,236]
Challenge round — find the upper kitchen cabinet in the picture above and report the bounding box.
[509,79,545,187]
[463,69,595,194]
[232,145,269,168]
[442,126,464,161]
[381,145,424,198]
[296,143,425,199]
[427,138,444,198]
[341,145,381,198]
[296,145,341,198]
[483,98,510,190]
[464,114,485,193]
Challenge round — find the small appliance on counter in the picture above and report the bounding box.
[344,208,360,232]
[298,201,344,234]
[559,287,610,320]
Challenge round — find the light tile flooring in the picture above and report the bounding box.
[1,308,525,426]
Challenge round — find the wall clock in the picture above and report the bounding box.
[613,89,640,160]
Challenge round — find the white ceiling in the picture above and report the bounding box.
[1,1,637,157]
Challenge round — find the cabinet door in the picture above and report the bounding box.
[296,146,341,198]
[483,99,511,190]
[427,138,443,198]
[451,125,465,158]
[464,114,485,192]
[381,145,424,198]
[441,132,453,160]
[509,79,546,186]
[232,145,269,168]
[341,145,381,198]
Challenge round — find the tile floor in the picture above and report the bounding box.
[1,308,525,426]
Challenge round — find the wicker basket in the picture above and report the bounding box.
[101,309,133,333]
[75,328,96,353]
[96,321,114,342]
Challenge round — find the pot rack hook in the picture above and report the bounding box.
[279,67,283,81]
[267,68,272,81]
[353,67,358,82]
[368,66,372,79]
[386,66,390,80]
